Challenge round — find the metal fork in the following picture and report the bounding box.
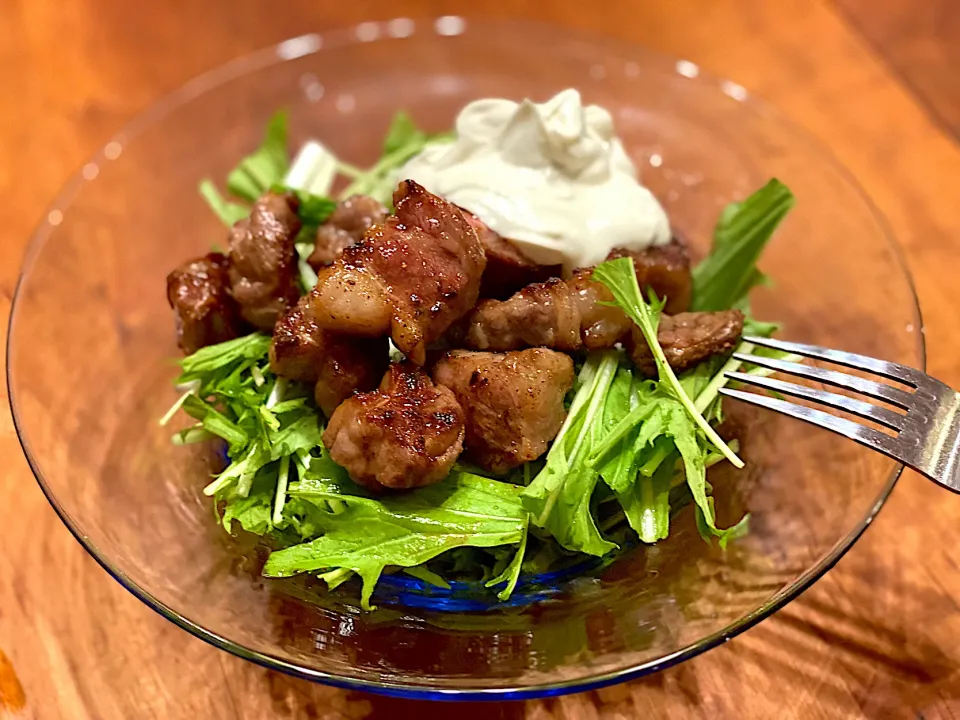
[718,336,960,493]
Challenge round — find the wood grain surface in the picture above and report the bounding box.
[838,0,960,137]
[4,0,960,717]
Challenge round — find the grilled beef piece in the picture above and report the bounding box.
[307,194,388,270]
[459,208,562,300]
[462,278,581,351]
[269,297,388,416]
[310,180,486,364]
[323,363,465,490]
[166,252,243,354]
[432,349,574,473]
[227,191,302,331]
[461,240,693,352]
[628,309,745,377]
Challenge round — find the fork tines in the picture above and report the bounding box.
[719,336,960,492]
[718,335,919,457]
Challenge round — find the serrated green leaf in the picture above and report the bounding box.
[264,472,529,609]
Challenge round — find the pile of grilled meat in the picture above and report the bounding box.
[167,181,743,491]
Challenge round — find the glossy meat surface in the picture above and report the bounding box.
[569,267,632,351]
[166,252,242,354]
[227,192,302,331]
[607,239,691,315]
[462,278,581,351]
[460,208,562,299]
[629,309,745,376]
[323,363,465,490]
[432,349,574,473]
[313,335,389,419]
[307,194,388,269]
[462,241,693,352]
[269,298,326,383]
[269,297,388,416]
[310,181,486,364]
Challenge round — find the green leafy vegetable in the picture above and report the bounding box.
[269,184,337,227]
[584,256,780,547]
[220,470,276,535]
[404,565,452,589]
[485,523,528,600]
[293,189,338,226]
[341,112,454,205]
[620,454,673,543]
[521,352,620,556]
[696,498,750,550]
[176,332,271,384]
[382,112,425,155]
[691,179,795,312]
[160,332,321,506]
[593,376,747,546]
[741,309,780,338]
[593,258,743,469]
[264,473,529,609]
[198,111,308,230]
[226,110,291,202]
[198,180,249,226]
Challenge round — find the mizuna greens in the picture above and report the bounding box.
[167,111,796,609]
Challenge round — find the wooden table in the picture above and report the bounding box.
[3,1,960,717]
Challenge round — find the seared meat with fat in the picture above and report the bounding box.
[607,240,691,315]
[459,208,563,299]
[432,349,574,473]
[310,180,486,364]
[269,299,325,382]
[313,336,389,419]
[307,195,388,270]
[569,267,633,351]
[462,240,693,352]
[166,252,243,354]
[572,241,692,349]
[227,191,302,331]
[323,363,465,490]
[462,278,581,351]
[629,309,745,377]
[269,298,388,416]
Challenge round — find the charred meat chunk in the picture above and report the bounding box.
[573,241,690,347]
[307,194,388,270]
[166,252,243,354]
[227,191,302,331]
[568,267,633,351]
[432,349,574,473]
[629,309,745,377]
[269,297,388,416]
[607,239,691,315]
[323,363,465,490]
[462,240,693,352]
[313,336,390,420]
[462,278,580,351]
[459,208,562,300]
[269,299,325,383]
[310,180,486,364]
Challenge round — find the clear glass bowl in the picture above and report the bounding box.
[8,19,923,700]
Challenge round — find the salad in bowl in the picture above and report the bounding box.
[162,89,795,609]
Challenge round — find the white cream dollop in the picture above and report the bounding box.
[400,88,671,272]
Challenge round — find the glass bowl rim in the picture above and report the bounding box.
[7,16,925,701]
